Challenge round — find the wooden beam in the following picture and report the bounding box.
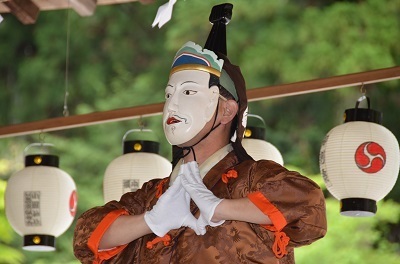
[0,1,145,21]
[0,102,165,138]
[98,0,142,5]
[247,66,400,101]
[70,0,97,16]
[0,2,11,13]
[3,0,39,24]
[0,66,399,139]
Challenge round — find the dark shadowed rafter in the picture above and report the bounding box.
[0,0,154,24]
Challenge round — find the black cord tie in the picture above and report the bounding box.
[179,101,220,162]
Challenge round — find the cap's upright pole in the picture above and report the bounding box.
[204,3,233,56]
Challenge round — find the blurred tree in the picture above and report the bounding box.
[0,179,25,263]
[289,168,400,264]
[0,0,399,263]
[296,196,400,264]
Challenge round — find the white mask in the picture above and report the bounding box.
[163,70,219,146]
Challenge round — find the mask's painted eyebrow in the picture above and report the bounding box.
[166,84,173,88]
[180,81,198,85]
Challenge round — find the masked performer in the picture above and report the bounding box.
[73,4,326,264]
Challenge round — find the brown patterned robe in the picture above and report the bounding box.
[73,151,327,263]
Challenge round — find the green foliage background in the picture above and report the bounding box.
[0,0,399,263]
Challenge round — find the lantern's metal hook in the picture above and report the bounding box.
[63,0,72,117]
[138,116,145,131]
[360,83,366,96]
[39,132,46,145]
[355,83,370,111]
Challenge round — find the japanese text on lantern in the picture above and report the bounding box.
[123,179,140,193]
[24,191,41,226]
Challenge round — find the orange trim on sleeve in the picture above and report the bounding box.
[88,209,129,263]
[155,178,169,198]
[248,191,287,231]
[221,169,238,183]
[146,234,171,249]
[248,191,290,259]
[272,231,290,259]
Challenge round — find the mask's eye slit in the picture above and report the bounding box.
[183,90,197,96]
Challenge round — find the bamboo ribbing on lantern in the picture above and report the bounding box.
[0,66,399,139]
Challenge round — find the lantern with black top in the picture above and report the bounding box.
[5,143,77,251]
[319,95,399,216]
[103,129,172,203]
[242,114,284,165]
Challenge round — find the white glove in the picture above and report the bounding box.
[144,175,198,237]
[181,161,225,234]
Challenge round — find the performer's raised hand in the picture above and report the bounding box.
[144,175,199,237]
[181,161,225,234]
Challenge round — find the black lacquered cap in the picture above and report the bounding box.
[204,3,233,56]
[344,108,382,124]
[23,234,55,250]
[25,154,59,167]
[244,126,265,140]
[123,140,159,154]
[340,198,377,217]
[344,95,382,124]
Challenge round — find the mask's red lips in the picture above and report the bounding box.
[167,117,181,125]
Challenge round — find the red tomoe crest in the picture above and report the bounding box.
[354,142,386,173]
[69,190,77,217]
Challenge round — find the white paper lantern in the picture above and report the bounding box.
[320,96,400,217]
[242,114,284,165]
[103,129,172,203]
[5,143,77,251]
[243,139,284,165]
